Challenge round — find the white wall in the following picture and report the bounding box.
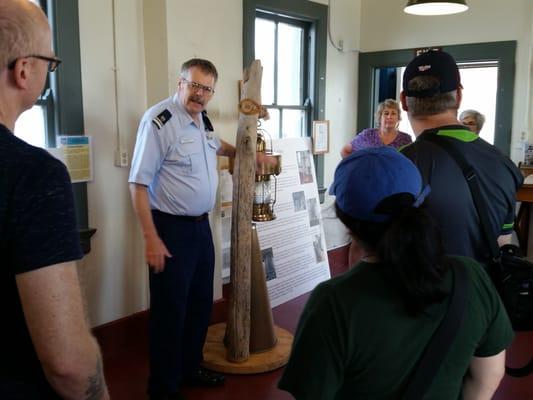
[78,0,149,326]
[76,0,361,327]
[314,0,361,191]
[164,0,244,300]
[359,0,533,162]
[76,0,533,327]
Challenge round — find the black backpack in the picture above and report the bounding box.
[418,134,533,377]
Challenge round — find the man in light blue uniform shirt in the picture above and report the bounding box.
[129,58,235,400]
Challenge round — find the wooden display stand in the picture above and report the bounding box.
[202,323,292,374]
[202,60,292,374]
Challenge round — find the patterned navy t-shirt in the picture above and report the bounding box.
[0,123,82,396]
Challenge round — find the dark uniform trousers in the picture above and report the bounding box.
[148,210,214,395]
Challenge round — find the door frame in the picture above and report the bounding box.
[358,41,516,155]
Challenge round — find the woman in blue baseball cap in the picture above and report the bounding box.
[279,147,513,400]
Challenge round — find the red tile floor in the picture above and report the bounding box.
[101,248,533,399]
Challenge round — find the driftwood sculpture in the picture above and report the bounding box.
[226,60,262,362]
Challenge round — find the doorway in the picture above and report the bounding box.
[358,41,516,155]
[393,62,498,144]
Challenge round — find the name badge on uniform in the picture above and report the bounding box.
[180,137,195,144]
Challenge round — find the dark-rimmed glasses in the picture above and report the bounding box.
[7,54,62,72]
[181,78,215,95]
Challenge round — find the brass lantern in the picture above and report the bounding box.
[253,132,281,221]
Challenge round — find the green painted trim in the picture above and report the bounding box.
[48,0,92,250]
[50,0,85,138]
[358,41,516,156]
[436,129,478,142]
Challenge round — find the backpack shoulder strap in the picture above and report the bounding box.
[402,259,469,400]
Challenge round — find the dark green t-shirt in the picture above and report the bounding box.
[278,257,513,400]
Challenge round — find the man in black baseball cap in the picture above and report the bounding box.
[400,50,522,265]
[402,50,462,98]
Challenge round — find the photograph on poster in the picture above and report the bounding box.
[312,120,329,154]
[222,248,231,284]
[218,137,331,308]
[308,198,320,227]
[313,234,326,263]
[292,191,306,212]
[261,247,277,281]
[296,150,314,184]
[220,205,232,284]
[219,168,233,206]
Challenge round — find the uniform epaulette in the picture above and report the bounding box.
[202,110,214,132]
[152,109,172,129]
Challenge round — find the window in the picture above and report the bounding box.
[243,0,327,198]
[14,105,47,147]
[396,62,499,145]
[255,12,310,139]
[14,0,56,147]
[12,1,93,252]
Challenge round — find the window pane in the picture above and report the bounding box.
[255,18,275,105]
[260,108,280,139]
[14,105,46,148]
[397,64,498,145]
[459,65,498,145]
[277,23,303,105]
[282,109,305,138]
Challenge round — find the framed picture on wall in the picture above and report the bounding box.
[312,120,329,154]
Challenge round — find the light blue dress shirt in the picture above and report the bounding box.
[129,94,221,216]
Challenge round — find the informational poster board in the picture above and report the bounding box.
[57,135,93,183]
[219,137,331,308]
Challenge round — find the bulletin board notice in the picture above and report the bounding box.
[219,137,331,308]
[57,136,93,183]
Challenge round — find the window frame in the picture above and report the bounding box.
[256,11,311,139]
[358,41,516,155]
[16,0,56,147]
[243,0,327,199]
[45,0,94,252]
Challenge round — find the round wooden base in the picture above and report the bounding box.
[202,322,293,374]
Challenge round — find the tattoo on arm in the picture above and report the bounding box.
[84,356,107,400]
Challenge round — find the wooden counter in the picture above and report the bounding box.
[517,184,533,202]
[515,184,533,255]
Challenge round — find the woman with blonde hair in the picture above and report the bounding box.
[341,99,412,158]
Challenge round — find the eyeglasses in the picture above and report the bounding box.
[7,54,62,72]
[181,78,215,95]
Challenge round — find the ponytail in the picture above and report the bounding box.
[378,207,448,315]
[336,203,449,316]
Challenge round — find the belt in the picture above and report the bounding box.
[176,213,208,222]
[152,209,208,222]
